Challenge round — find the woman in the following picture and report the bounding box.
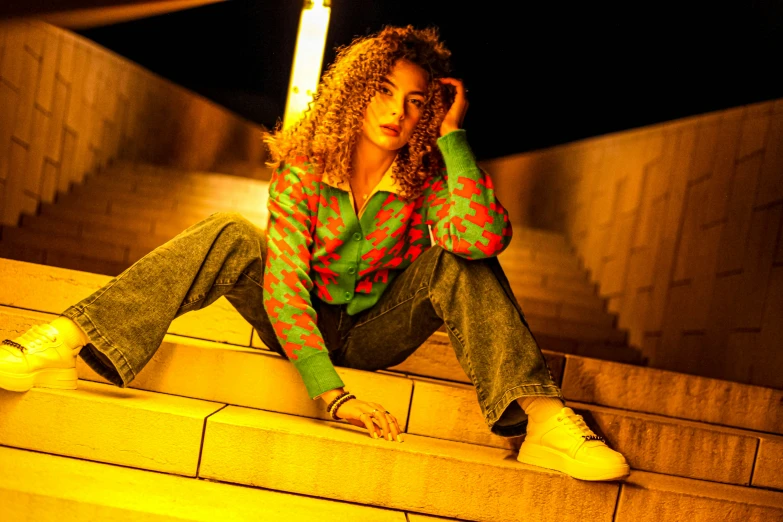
[0,26,629,482]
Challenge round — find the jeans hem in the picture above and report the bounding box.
[62,309,135,388]
[487,383,564,438]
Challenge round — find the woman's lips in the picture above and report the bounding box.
[381,125,400,136]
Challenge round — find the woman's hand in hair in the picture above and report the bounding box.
[335,397,404,442]
[438,77,469,137]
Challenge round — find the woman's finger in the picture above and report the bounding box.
[386,414,403,441]
[359,412,380,439]
[438,77,467,99]
[370,409,393,441]
[371,404,401,442]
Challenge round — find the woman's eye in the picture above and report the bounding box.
[380,86,392,95]
[409,99,423,108]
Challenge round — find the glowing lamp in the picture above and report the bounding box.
[282,0,331,129]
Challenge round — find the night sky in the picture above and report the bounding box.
[79,0,783,161]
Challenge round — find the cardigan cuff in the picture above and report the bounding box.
[296,351,346,400]
[436,129,478,176]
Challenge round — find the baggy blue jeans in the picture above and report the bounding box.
[62,212,563,437]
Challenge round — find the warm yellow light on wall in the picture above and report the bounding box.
[282,0,331,129]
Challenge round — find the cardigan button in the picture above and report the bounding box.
[352,232,362,241]
[344,291,352,300]
[347,266,356,275]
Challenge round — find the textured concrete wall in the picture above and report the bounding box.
[482,99,783,389]
[0,19,268,227]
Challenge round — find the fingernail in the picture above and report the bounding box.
[387,434,393,441]
[373,433,378,439]
[396,435,403,443]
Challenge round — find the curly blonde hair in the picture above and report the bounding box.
[263,25,453,200]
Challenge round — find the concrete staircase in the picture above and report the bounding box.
[0,161,643,365]
[1,163,782,521]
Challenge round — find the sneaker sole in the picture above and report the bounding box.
[0,367,78,392]
[517,442,630,481]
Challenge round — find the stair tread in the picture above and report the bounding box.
[561,354,783,435]
[0,445,406,522]
[4,302,783,502]
[6,380,782,512]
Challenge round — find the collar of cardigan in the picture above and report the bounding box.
[321,161,402,195]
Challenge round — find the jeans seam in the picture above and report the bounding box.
[178,294,205,309]
[239,270,263,288]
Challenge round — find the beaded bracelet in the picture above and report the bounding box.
[325,391,350,414]
[330,393,356,420]
[330,393,357,420]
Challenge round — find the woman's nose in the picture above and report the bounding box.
[390,96,406,119]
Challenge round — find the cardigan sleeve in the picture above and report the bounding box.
[263,158,345,400]
[424,129,513,259]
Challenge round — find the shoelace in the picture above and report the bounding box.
[2,324,59,354]
[557,412,606,443]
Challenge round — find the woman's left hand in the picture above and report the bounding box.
[438,77,469,137]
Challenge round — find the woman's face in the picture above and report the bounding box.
[359,59,429,153]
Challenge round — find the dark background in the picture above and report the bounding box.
[79,0,783,161]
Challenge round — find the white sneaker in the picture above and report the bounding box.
[517,406,630,481]
[0,324,80,392]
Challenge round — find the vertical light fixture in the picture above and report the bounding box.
[282,0,331,129]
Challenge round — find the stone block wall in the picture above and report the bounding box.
[0,19,268,227]
[483,99,783,388]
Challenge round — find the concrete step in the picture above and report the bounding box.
[16,209,267,274]
[500,295,617,329]
[1,225,161,277]
[406,376,783,487]
[59,187,269,219]
[499,257,591,282]
[88,165,269,198]
[22,208,266,259]
[0,306,543,434]
[0,240,129,277]
[49,192,268,225]
[0,383,619,522]
[0,446,406,522]
[0,259,254,346]
[0,382,783,521]
[18,213,213,261]
[522,315,628,345]
[20,214,174,251]
[82,171,269,197]
[102,160,269,186]
[499,247,583,272]
[37,202,267,239]
[40,199,268,234]
[504,227,574,253]
[560,355,783,436]
[383,330,780,437]
[503,270,599,297]
[2,226,130,264]
[513,284,606,312]
[4,305,768,489]
[613,470,783,521]
[0,379,222,476]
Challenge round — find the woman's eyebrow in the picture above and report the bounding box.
[383,78,427,97]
